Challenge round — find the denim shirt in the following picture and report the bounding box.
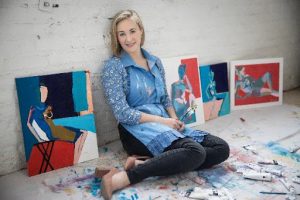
[101,49,207,155]
[101,49,172,125]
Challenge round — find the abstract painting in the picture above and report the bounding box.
[16,70,99,176]
[200,63,230,121]
[230,58,283,110]
[161,56,205,127]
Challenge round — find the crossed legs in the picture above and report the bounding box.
[99,125,230,199]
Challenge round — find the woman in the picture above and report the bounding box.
[100,10,230,200]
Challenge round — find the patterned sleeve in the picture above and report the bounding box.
[101,57,142,125]
[156,58,173,109]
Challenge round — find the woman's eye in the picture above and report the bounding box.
[130,30,136,34]
[119,33,125,37]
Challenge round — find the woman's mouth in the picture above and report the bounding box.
[126,43,135,48]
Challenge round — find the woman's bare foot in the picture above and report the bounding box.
[124,155,150,170]
[101,168,130,200]
[101,168,119,200]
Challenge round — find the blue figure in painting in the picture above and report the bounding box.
[235,66,277,98]
[171,64,196,124]
[205,70,220,120]
[206,69,217,100]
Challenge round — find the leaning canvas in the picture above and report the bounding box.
[230,58,283,110]
[161,56,205,127]
[200,63,230,121]
[15,70,99,176]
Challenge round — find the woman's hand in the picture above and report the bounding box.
[140,112,185,132]
[156,116,185,132]
[177,119,185,132]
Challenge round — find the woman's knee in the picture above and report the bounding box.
[206,135,230,163]
[168,138,207,169]
[220,140,230,161]
[182,139,207,166]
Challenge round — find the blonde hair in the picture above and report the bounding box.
[110,10,145,57]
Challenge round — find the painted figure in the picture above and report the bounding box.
[206,70,217,100]
[100,10,230,200]
[171,64,196,124]
[26,83,87,164]
[235,66,277,98]
[204,69,223,120]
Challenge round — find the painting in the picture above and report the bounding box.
[15,70,99,176]
[200,63,230,121]
[161,56,205,127]
[230,58,283,110]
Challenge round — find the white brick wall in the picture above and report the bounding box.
[0,0,299,175]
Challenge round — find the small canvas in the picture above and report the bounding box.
[161,56,205,127]
[230,58,283,110]
[200,63,230,121]
[16,70,99,176]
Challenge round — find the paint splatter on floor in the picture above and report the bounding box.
[43,168,102,199]
[117,188,139,200]
[266,141,300,162]
[40,142,300,200]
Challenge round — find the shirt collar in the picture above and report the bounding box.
[119,48,158,70]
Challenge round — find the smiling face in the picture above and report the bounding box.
[116,18,143,57]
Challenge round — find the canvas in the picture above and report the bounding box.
[200,63,230,121]
[15,70,99,176]
[230,58,283,110]
[161,56,205,127]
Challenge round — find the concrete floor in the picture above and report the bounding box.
[0,88,299,200]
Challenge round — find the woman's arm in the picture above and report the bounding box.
[101,58,142,125]
[102,57,184,131]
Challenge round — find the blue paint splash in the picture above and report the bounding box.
[75,177,101,197]
[118,188,139,200]
[89,178,101,197]
[266,142,300,162]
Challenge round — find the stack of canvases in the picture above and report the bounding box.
[161,56,283,127]
[15,71,99,176]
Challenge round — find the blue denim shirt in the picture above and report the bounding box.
[101,49,207,155]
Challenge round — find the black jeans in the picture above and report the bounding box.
[118,124,230,184]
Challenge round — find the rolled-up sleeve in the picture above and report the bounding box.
[101,58,142,125]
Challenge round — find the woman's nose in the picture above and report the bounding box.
[125,34,132,42]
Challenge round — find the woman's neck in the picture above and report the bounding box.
[129,49,149,71]
[128,49,143,62]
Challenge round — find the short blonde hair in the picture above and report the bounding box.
[110,10,145,57]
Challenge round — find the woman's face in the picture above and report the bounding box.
[116,18,143,56]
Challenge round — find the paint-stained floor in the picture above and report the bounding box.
[0,88,300,200]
